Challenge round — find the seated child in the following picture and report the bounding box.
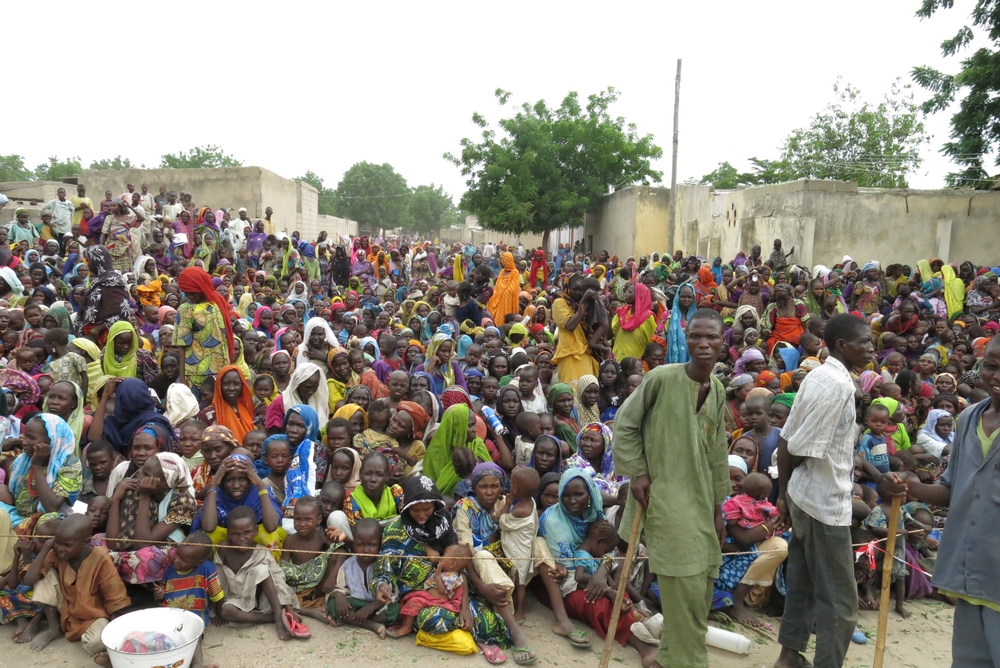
[353,399,397,454]
[449,447,478,502]
[162,532,225,668]
[513,411,542,468]
[329,518,399,637]
[178,419,207,476]
[384,407,426,479]
[192,451,285,552]
[1,515,62,647]
[280,497,342,623]
[517,365,546,414]
[318,480,352,542]
[86,496,110,534]
[343,452,403,526]
[214,506,306,640]
[856,403,891,488]
[25,514,131,664]
[242,429,267,464]
[80,440,115,502]
[260,435,292,506]
[722,473,777,530]
[389,543,474,638]
[499,467,554,620]
[566,519,620,596]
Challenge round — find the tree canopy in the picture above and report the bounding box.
[692,79,928,189]
[912,0,1000,187]
[89,156,137,171]
[0,155,33,182]
[160,145,242,169]
[408,184,460,235]
[33,156,83,182]
[331,162,412,235]
[446,88,663,245]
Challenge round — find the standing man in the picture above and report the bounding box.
[263,206,275,235]
[71,184,94,229]
[42,187,74,237]
[892,333,1000,666]
[615,308,732,668]
[162,191,182,223]
[774,313,873,668]
[139,184,155,215]
[154,185,168,215]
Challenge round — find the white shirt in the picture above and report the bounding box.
[483,243,495,259]
[41,198,74,235]
[162,202,183,223]
[782,356,858,526]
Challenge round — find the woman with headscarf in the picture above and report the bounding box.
[297,317,340,371]
[914,408,953,460]
[164,383,200,429]
[173,209,196,259]
[212,365,257,443]
[100,450,197,584]
[694,266,718,301]
[538,469,656,661]
[194,207,221,247]
[266,361,330,430]
[966,273,998,316]
[43,380,88,455]
[761,284,810,354]
[612,281,657,360]
[74,245,133,339]
[371,476,513,658]
[350,248,376,290]
[173,266,234,387]
[281,404,325,513]
[102,320,160,386]
[528,250,549,289]
[0,413,81,538]
[100,198,143,273]
[487,252,521,325]
[0,369,41,421]
[415,332,467,396]
[424,404,492,495]
[565,422,625,504]
[252,305,276,338]
[551,275,600,385]
[90,377,174,454]
[663,283,697,364]
[572,375,601,428]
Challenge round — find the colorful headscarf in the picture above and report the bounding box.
[538,468,604,567]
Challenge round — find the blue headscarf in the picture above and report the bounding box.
[62,252,79,280]
[538,469,605,567]
[527,434,564,475]
[283,405,321,512]
[192,453,280,531]
[711,257,724,284]
[666,282,697,364]
[456,333,473,360]
[2,414,81,526]
[102,378,173,453]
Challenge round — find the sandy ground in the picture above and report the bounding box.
[0,598,953,668]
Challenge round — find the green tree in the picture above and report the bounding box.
[0,154,33,182]
[89,155,136,171]
[408,184,460,235]
[690,80,927,189]
[912,0,1000,187]
[33,156,83,181]
[332,162,412,236]
[160,145,242,169]
[446,88,663,248]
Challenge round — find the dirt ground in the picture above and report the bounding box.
[0,598,953,668]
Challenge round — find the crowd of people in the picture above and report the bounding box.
[0,182,997,668]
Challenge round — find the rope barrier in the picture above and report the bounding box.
[0,527,935,562]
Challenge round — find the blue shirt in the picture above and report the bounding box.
[857,433,890,475]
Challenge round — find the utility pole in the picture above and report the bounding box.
[668,58,682,249]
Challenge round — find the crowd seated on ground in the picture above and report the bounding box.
[0,187,990,665]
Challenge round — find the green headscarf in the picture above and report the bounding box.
[423,404,491,495]
[772,393,796,408]
[102,320,138,379]
[871,397,911,450]
[47,304,72,331]
[547,383,574,407]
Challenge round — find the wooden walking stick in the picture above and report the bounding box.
[598,506,645,668]
[873,495,902,668]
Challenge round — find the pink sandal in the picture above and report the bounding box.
[283,609,312,639]
[478,643,507,665]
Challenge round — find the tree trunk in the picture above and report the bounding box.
[541,229,551,253]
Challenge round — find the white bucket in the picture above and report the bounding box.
[100,608,204,668]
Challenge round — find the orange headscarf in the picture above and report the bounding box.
[487,252,521,324]
[697,266,718,289]
[212,364,256,442]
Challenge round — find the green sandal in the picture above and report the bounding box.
[512,646,538,665]
[568,629,591,648]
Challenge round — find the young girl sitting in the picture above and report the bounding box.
[343,452,403,526]
[280,496,342,623]
[389,543,474,637]
[192,451,285,554]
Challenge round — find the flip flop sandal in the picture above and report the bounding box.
[283,609,312,639]
[568,629,591,648]
[478,643,507,665]
[511,647,537,666]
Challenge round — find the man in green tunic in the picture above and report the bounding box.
[615,309,731,668]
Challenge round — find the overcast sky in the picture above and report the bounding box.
[5,1,980,202]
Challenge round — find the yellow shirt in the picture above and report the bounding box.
[611,313,657,359]
[70,195,93,226]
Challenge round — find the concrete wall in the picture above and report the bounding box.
[257,168,299,234]
[316,214,359,242]
[0,181,74,225]
[588,180,1000,268]
[296,182,320,240]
